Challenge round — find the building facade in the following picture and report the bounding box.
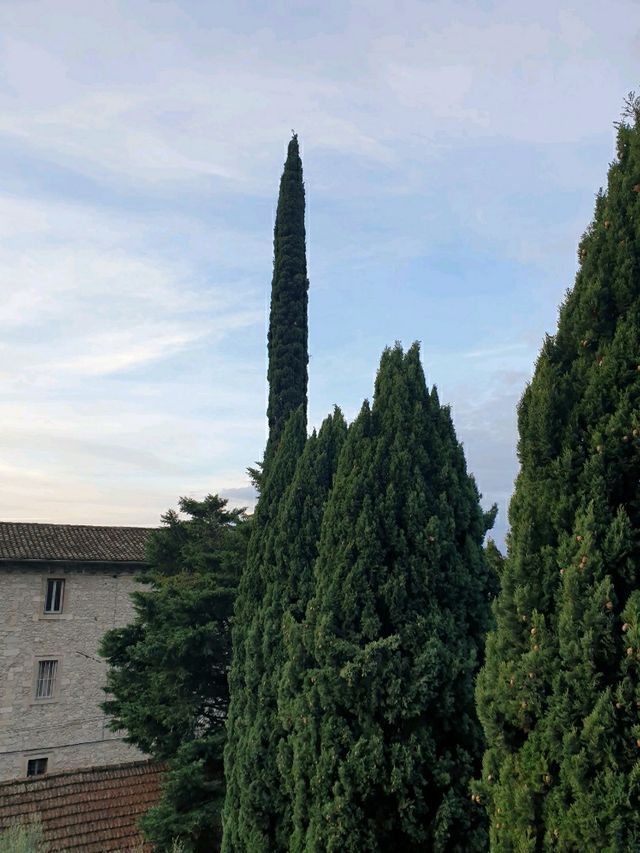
[0,522,153,781]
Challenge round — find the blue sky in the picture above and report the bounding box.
[0,1,637,542]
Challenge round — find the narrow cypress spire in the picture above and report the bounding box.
[223,135,310,851]
[266,134,309,461]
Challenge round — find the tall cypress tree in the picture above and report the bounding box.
[276,409,348,848]
[295,343,494,852]
[223,135,311,851]
[475,95,640,850]
[266,133,309,460]
[222,408,346,852]
[222,408,307,852]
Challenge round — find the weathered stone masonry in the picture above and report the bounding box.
[0,523,153,781]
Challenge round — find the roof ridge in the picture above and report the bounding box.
[0,521,155,530]
[0,522,154,562]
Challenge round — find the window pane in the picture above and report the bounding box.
[54,579,63,611]
[44,579,64,613]
[35,660,58,699]
[27,758,48,777]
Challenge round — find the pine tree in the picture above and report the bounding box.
[266,133,309,461]
[475,95,640,850]
[295,343,494,852]
[100,495,249,853]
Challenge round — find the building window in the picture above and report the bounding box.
[44,578,65,614]
[35,660,58,700]
[27,757,48,777]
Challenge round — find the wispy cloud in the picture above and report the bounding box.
[0,1,635,190]
[0,181,266,522]
[0,0,636,527]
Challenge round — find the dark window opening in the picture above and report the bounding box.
[27,757,48,777]
[44,578,64,614]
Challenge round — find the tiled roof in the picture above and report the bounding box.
[0,522,153,563]
[0,760,165,852]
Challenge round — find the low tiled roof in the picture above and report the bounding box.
[0,760,165,852]
[0,522,153,563]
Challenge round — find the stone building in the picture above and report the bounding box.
[0,522,153,782]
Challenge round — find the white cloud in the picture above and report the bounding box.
[0,192,263,367]
[0,0,635,527]
[0,0,636,192]
[0,185,266,523]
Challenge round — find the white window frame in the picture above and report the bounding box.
[43,577,65,614]
[26,756,49,777]
[32,657,62,703]
[40,575,69,620]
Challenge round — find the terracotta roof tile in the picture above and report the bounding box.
[0,760,165,852]
[0,522,153,562]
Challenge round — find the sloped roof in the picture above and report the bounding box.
[0,760,165,852]
[0,522,152,563]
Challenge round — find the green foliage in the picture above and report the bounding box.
[293,343,494,852]
[223,133,316,852]
[266,134,309,460]
[100,495,249,853]
[274,408,348,848]
[222,409,308,852]
[476,102,640,849]
[0,819,47,853]
[139,739,224,852]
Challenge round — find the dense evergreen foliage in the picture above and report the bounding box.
[223,134,315,852]
[476,96,640,850]
[290,343,494,852]
[95,100,640,853]
[100,495,248,852]
[275,409,348,847]
[266,133,309,460]
[222,408,307,851]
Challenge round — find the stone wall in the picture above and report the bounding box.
[0,564,146,781]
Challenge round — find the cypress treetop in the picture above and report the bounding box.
[475,94,640,850]
[266,134,309,460]
[223,133,312,852]
[297,343,494,852]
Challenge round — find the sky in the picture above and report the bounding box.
[0,0,638,544]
